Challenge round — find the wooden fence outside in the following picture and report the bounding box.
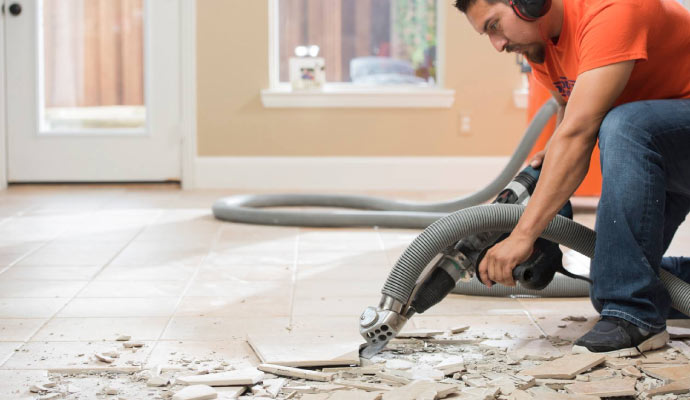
[43,0,144,108]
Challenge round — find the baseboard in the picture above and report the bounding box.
[192,156,511,191]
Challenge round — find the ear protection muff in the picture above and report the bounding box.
[509,0,552,21]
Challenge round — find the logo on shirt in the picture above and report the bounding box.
[553,76,576,98]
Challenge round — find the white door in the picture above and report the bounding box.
[4,0,182,182]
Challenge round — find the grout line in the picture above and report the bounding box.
[1,210,164,368]
[143,220,224,367]
[286,229,301,330]
[516,302,549,337]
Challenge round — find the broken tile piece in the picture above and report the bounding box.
[381,381,458,400]
[258,363,333,382]
[409,368,444,381]
[177,368,264,386]
[172,384,218,400]
[564,377,637,397]
[396,329,444,338]
[508,339,563,361]
[641,364,690,383]
[328,390,383,400]
[263,378,287,398]
[333,379,393,392]
[437,362,465,376]
[95,353,114,363]
[248,334,360,367]
[384,359,414,370]
[30,383,54,393]
[375,370,411,385]
[561,316,587,322]
[644,377,690,396]
[116,334,131,341]
[104,387,119,395]
[300,394,330,400]
[147,374,171,387]
[450,325,469,334]
[621,365,642,378]
[123,341,144,348]
[520,354,605,379]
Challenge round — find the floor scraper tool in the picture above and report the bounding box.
[359,165,592,358]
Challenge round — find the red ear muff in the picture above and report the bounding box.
[510,0,551,21]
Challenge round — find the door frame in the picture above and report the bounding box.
[0,0,197,189]
[1,1,7,189]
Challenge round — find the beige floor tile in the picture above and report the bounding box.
[175,296,292,318]
[57,226,143,244]
[412,314,544,339]
[0,241,45,266]
[204,250,295,266]
[217,225,299,243]
[145,340,259,370]
[14,241,124,267]
[0,215,73,241]
[57,298,178,318]
[417,294,527,317]
[77,281,187,298]
[517,297,598,318]
[0,319,46,341]
[94,264,197,281]
[30,317,169,341]
[297,251,389,266]
[185,280,291,298]
[0,298,70,318]
[289,316,360,333]
[532,314,597,341]
[0,266,101,281]
[0,343,23,365]
[135,220,220,243]
[294,279,383,299]
[292,296,379,317]
[0,281,88,298]
[161,317,290,341]
[0,369,49,398]
[2,341,153,370]
[213,238,297,253]
[296,263,390,281]
[196,264,293,281]
[110,242,209,266]
[298,237,382,253]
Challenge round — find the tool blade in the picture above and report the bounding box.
[359,341,388,359]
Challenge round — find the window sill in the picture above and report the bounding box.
[260,84,456,108]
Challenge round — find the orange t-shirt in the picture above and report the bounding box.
[529,0,690,105]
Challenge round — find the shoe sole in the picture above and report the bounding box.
[571,330,670,358]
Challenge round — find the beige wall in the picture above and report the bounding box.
[196,1,528,157]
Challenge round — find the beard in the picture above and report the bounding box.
[507,43,546,64]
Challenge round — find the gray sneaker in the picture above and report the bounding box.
[571,316,669,358]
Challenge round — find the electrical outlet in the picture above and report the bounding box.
[458,114,471,136]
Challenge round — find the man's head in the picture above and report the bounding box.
[456,0,549,64]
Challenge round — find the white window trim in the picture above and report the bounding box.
[262,0,455,109]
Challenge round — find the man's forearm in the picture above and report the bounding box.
[514,124,597,241]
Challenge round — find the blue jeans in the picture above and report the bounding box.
[590,98,690,332]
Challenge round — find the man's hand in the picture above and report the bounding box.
[478,233,535,287]
[530,150,546,168]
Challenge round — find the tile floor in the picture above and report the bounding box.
[0,184,689,397]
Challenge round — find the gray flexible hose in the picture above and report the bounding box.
[212,99,559,228]
[383,204,690,317]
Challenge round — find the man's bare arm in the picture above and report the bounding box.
[515,60,635,242]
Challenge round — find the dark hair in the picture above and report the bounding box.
[454,0,510,13]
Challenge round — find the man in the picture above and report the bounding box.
[456,0,690,356]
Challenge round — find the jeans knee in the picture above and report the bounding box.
[598,102,653,160]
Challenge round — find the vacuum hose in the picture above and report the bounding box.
[383,204,690,317]
[212,99,559,228]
